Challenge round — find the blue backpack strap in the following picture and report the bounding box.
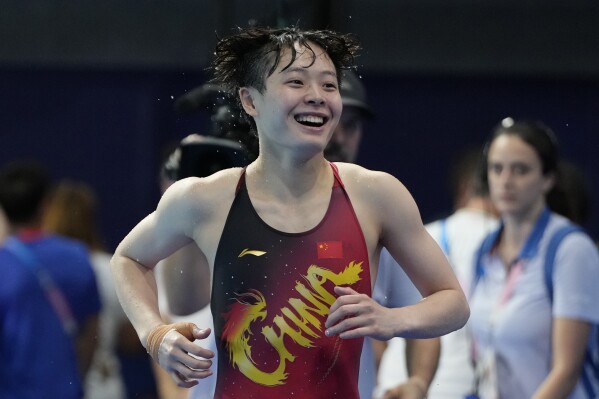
[543,224,584,300]
[471,227,501,297]
[439,218,450,256]
[543,224,598,398]
[3,236,78,337]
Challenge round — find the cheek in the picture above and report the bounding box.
[487,174,502,192]
[518,177,547,200]
[330,98,343,118]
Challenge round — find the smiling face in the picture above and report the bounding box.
[239,41,342,157]
[487,133,555,219]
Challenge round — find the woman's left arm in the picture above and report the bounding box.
[325,169,469,340]
[532,317,591,399]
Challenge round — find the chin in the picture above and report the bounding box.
[497,204,525,217]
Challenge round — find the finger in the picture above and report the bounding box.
[338,325,370,339]
[325,304,367,336]
[165,329,215,359]
[192,326,212,340]
[172,349,214,371]
[325,300,364,329]
[171,359,213,382]
[327,314,370,339]
[334,285,358,296]
[171,369,200,388]
[158,337,213,373]
[327,290,364,315]
[184,342,215,360]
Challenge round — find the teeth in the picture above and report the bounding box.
[296,115,324,124]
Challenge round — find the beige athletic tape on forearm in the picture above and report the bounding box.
[146,322,195,361]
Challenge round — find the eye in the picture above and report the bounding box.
[513,164,530,175]
[488,163,502,175]
[323,82,338,91]
[287,79,303,86]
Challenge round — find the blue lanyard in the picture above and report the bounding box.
[3,236,77,336]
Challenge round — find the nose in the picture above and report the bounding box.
[306,84,325,105]
[498,169,514,186]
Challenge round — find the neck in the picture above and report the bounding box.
[501,200,546,248]
[461,196,496,216]
[247,155,331,201]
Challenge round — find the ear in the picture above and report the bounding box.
[542,172,556,194]
[239,87,257,117]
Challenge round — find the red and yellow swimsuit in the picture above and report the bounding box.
[211,163,371,399]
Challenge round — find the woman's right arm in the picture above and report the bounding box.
[110,178,201,346]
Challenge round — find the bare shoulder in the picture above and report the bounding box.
[115,167,243,267]
[333,162,422,246]
[158,167,243,223]
[333,162,411,205]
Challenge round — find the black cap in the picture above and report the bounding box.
[340,70,374,119]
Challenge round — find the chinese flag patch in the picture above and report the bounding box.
[317,241,343,259]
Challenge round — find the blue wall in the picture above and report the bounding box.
[2,67,598,250]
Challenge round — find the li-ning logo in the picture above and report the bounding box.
[238,248,267,257]
[221,261,363,386]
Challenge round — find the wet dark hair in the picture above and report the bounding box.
[211,26,361,97]
[483,119,559,176]
[448,146,488,204]
[0,160,51,225]
[546,160,593,225]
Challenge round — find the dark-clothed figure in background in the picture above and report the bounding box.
[0,160,101,399]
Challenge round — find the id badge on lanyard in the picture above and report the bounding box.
[475,260,525,399]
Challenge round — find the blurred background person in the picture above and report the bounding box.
[376,147,498,399]
[0,160,101,399]
[43,179,129,399]
[469,120,599,398]
[324,69,374,163]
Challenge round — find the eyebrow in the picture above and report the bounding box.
[488,160,533,168]
[280,66,337,79]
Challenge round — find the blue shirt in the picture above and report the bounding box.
[469,210,599,399]
[0,233,101,399]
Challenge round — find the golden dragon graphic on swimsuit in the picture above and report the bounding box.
[221,261,363,386]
